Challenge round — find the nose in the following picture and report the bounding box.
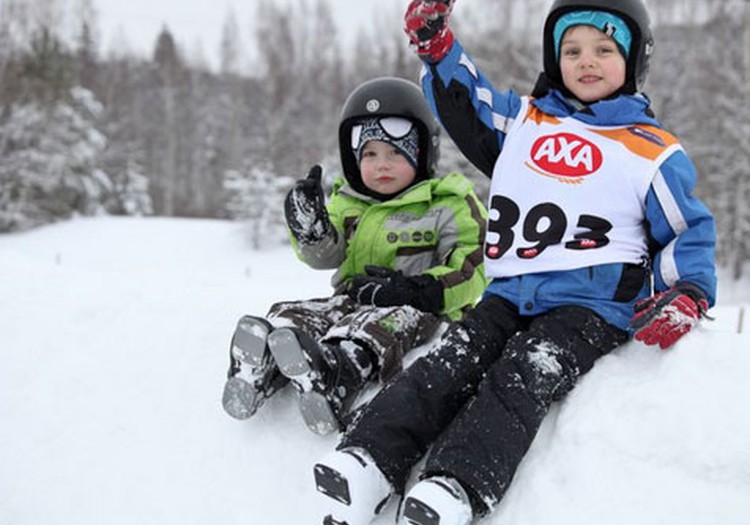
[578,51,596,68]
[374,154,392,168]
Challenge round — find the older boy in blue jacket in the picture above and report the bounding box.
[311,1,717,524]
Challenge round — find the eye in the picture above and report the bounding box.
[562,47,580,58]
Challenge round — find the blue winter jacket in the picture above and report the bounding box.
[419,40,717,331]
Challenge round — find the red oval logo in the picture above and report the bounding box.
[529,133,602,177]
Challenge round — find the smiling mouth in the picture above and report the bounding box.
[579,75,601,84]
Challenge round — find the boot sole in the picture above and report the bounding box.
[223,316,274,420]
[402,477,472,525]
[314,462,352,505]
[316,462,353,525]
[402,496,440,525]
[315,450,391,524]
[268,329,341,435]
[232,316,273,367]
[222,376,259,420]
[267,328,315,387]
[300,391,340,436]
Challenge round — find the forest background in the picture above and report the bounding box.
[1,0,749,278]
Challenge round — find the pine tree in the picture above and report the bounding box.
[149,26,183,216]
[0,86,113,231]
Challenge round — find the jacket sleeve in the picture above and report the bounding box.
[420,39,524,178]
[645,149,717,306]
[424,174,489,319]
[289,191,348,270]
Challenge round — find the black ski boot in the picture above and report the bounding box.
[267,327,374,435]
[221,315,288,419]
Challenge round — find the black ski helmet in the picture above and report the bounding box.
[339,76,441,198]
[542,0,654,93]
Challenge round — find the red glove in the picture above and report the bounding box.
[629,284,709,350]
[404,0,456,62]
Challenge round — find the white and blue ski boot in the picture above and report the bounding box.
[221,315,287,419]
[314,447,392,525]
[400,476,473,525]
[268,327,373,435]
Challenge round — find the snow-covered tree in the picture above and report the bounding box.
[111,158,153,216]
[223,164,291,249]
[0,86,113,231]
[96,54,157,219]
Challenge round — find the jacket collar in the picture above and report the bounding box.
[533,89,661,127]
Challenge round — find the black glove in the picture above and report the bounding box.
[347,265,445,314]
[284,165,331,245]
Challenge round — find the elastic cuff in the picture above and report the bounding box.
[676,282,707,306]
[675,282,711,319]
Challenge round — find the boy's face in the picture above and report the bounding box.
[359,140,417,196]
[559,25,626,103]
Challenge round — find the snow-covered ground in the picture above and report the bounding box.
[1,217,749,525]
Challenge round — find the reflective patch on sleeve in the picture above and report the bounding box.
[459,53,478,78]
[653,169,687,286]
[653,169,688,236]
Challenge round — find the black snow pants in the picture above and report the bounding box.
[340,293,628,515]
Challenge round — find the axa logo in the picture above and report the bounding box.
[525,133,602,183]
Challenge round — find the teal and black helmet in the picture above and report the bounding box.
[542,0,654,93]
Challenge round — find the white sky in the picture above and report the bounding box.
[93,0,402,69]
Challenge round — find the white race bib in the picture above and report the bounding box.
[484,98,682,278]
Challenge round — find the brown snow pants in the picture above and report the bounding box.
[268,295,440,381]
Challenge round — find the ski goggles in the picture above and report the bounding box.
[351,117,419,168]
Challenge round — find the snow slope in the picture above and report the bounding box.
[1,217,749,525]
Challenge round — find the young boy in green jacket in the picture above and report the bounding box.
[222,76,488,435]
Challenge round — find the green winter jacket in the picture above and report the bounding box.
[291,172,488,320]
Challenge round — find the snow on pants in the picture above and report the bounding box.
[340,293,628,515]
[267,295,440,381]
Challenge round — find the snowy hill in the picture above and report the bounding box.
[1,217,749,525]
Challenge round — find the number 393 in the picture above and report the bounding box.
[485,195,612,260]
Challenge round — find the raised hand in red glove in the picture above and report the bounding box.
[629,283,709,350]
[404,0,456,62]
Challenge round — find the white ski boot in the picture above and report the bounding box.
[313,447,392,525]
[221,316,286,419]
[400,476,473,525]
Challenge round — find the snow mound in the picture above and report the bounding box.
[1,217,748,525]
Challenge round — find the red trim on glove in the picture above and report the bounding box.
[404,0,456,62]
[630,287,708,350]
